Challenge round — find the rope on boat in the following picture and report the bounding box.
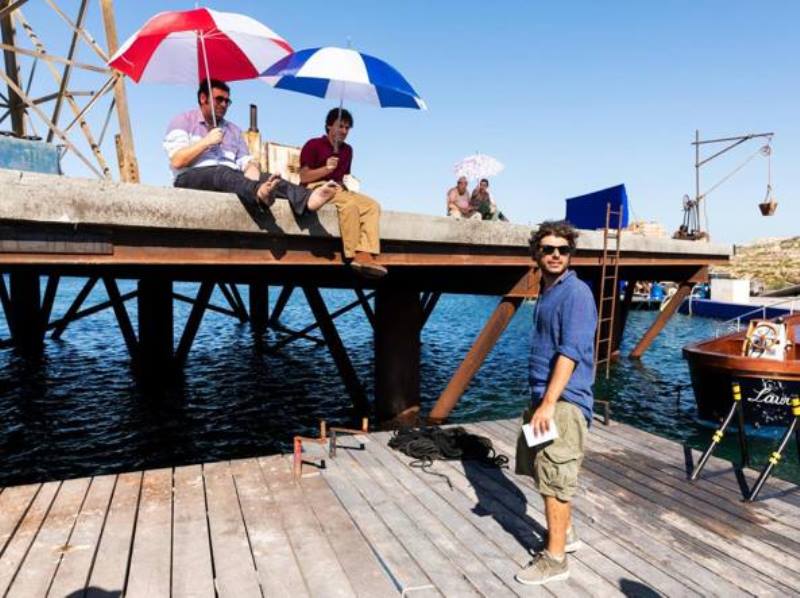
[388,426,508,488]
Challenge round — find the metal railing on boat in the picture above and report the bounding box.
[714,295,799,337]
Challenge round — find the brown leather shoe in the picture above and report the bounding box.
[350,251,387,279]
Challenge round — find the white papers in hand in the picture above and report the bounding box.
[522,421,559,448]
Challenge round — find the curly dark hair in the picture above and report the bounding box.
[529,220,579,258]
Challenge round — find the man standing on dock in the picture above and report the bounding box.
[164,80,338,216]
[516,220,597,586]
[300,109,387,279]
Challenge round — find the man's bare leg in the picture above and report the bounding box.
[307,180,340,211]
[544,495,570,558]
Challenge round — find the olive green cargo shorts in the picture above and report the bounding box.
[515,400,587,502]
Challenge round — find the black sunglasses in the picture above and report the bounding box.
[539,244,573,256]
[213,95,232,105]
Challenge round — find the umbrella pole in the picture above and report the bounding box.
[199,30,217,128]
[333,95,344,154]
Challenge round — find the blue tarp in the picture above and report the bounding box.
[0,136,60,174]
[565,184,629,230]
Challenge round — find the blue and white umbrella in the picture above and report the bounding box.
[261,46,427,110]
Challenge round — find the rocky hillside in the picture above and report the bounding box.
[711,236,800,291]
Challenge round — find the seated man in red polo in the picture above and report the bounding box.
[299,108,386,279]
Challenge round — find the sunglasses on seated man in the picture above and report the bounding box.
[538,244,573,256]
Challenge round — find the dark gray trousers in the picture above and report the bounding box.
[174,165,311,215]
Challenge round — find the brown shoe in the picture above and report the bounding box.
[350,252,387,279]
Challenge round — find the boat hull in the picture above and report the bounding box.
[683,313,800,427]
[686,360,799,426]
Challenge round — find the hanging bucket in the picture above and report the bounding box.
[758,200,777,216]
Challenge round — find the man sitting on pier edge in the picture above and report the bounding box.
[516,220,597,587]
[164,80,338,220]
[299,108,387,279]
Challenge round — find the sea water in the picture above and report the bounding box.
[0,279,797,487]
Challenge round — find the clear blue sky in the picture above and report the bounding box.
[19,1,800,243]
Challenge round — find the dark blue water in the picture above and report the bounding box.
[1,277,798,487]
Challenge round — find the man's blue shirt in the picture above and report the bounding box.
[529,270,598,423]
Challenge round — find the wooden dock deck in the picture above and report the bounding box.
[1,419,798,597]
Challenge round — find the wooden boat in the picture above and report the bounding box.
[683,313,800,426]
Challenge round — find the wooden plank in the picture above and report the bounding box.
[6,476,91,597]
[586,422,800,549]
[369,428,696,598]
[126,468,173,598]
[488,419,792,596]
[47,475,117,598]
[355,434,541,597]
[256,456,356,598]
[299,468,403,597]
[371,429,625,597]
[0,483,40,556]
[228,458,309,598]
[307,445,438,595]
[342,438,518,597]
[0,481,60,595]
[87,471,142,597]
[202,461,262,598]
[477,420,749,596]
[593,420,800,522]
[320,441,482,597]
[172,464,215,598]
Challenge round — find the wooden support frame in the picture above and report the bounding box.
[630,267,708,359]
[269,285,294,326]
[421,291,441,329]
[218,282,248,323]
[248,281,268,335]
[50,287,136,335]
[302,286,370,417]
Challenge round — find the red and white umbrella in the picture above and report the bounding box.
[108,8,292,84]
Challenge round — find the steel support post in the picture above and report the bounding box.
[137,276,173,370]
[8,271,43,356]
[428,295,523,423]
[374,288,423,424]
[249,281,268,335]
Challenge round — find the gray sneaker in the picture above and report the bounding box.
[515,551,569,586]
[541,527,582,554]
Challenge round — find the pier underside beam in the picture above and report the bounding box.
[374,288,423,424]
[630,267,707,359]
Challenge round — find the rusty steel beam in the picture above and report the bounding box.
[249,281,268,335]
[175,280,213,364]
[102,276,137,357]
[302,286,370,417]
[428,294,524,423]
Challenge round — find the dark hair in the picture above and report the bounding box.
[529,220,579,257]
[480,178,489,185]
[325,107,354,130]
[197,79,229,103]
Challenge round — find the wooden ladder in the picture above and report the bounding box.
[595,202,623,380]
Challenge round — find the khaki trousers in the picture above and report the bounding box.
[314,185,381,258]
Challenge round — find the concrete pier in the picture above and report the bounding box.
[0,169,731,421]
